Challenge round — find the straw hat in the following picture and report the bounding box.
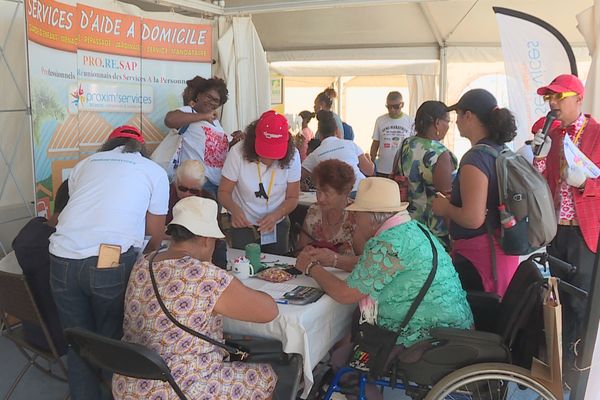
[168,197,225,239]
[345,177,408,212]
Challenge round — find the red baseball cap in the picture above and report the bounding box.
[108,125,144,144]
[531,116,560,134]
[536,74,585,96]
[255,110,289,159]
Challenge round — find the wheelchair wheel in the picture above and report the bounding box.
[425,363,557,400]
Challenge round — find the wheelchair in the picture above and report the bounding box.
[320,253,558,400]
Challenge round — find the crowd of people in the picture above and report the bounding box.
[6,73,599,399]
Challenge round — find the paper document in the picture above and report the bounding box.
[564,135,600,178]
[259,282,297,299]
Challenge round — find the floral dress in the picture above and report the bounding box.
[347,220,473,347]
[303,204,356,256]
[113,256,277,400]
[400,136,457,240]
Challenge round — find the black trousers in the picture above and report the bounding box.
[547,225,596,382]
[229,216,291,256]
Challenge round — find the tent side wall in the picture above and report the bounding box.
[0,0,35,255]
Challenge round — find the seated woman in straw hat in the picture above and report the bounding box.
[114,197,278,400]
[295,178,472,381]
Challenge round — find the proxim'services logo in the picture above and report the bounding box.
[70,85,85,106]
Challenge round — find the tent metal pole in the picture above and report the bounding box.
[336,76,342,119]
[572,233,600,399]
[439,41,447,102]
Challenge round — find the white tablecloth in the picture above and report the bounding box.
[223,248,355,398]
[298,191,317,207]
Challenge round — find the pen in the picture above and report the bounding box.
[275,299,288,304]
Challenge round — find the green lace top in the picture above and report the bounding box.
[347,220,473,346]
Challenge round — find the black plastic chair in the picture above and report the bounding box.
[63,327,188,400]
[0,271,68,399]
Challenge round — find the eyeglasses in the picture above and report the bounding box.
[543,91,577,102]
[177,185,202,195]
[386,104,402,110]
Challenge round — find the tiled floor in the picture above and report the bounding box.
[0,334,570,400]
[0,335,68,399]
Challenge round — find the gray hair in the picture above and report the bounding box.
[369,211,398,227]
[175,160,206,187]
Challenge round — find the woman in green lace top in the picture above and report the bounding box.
[295,177,473,348]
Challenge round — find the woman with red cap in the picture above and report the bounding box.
[219,111,301,255]
[49,126,169,400]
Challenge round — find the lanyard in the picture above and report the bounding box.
[572,117,588,145]
[256,162,276,207]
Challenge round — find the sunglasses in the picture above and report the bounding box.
[386,104,402,110]
[542,91,577,102]
[177,185,202,195]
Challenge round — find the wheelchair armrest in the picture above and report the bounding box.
[467,291,501,332]
[430,327,503,346]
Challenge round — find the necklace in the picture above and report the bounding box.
[324,209,345,226]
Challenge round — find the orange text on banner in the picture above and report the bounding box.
[25,0,212,62]
[77,3,141,57]
[26,0,77,52]
[141,18,212,62]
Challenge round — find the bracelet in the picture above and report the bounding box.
[305,260,320,276]
[332,253,338,269]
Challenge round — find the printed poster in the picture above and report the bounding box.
[25,0,212,211]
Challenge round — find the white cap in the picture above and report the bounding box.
[168,197,225,239]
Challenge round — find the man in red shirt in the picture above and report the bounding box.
[533,74,600,388]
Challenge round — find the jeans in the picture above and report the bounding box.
[50,247,137,400]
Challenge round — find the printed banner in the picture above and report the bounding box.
[25,0,212,209]
[494,7,578,150]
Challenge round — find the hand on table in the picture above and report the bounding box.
[304,246,336,267]
[295,250,312,273]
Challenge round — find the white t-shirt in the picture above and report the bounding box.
[178,106,229,186]
[221,141,301,225]
[372,113,414,174]
[49,147,169,259]
[302,136,366,192]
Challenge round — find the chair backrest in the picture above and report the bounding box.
[0,271,44,324]
[64,327,188,400]
[494,254,545,367]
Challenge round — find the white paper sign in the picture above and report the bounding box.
[563,135,600,178]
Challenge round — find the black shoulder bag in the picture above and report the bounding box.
[148,250,286,362]
[349,224,439,378]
